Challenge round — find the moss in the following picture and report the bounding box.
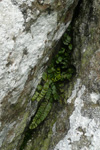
[2,144,15,150]
[30,119,57,150]
[20,97,75,150]
[15,112,29,137]
[81,47,93,66]
[64,81,74,103]
[25,143,33,150]
[41,132,52,150]
[20,103,58,150]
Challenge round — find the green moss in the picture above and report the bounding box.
[25,143,33,150]
[2,144,15,150]
[82,47,92,65]
[81,46,97,71]
[15,112,29,137]
[64,82,73,103]
[41,133,52,150]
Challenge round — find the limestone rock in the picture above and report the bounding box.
[54,0,100,149]
[21,0,100,150]
[0,0,78,149]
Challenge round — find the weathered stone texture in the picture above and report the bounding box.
[22,0,100,149]
[0,0,78,149]
[1,0,99,150]
[54,0,100,150]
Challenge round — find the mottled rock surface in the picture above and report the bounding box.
[0,0,78,149]
[21,0,100,150]
[55,0,100,149]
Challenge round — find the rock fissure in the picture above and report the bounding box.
[19,25,76,150]
[0,0,100,150]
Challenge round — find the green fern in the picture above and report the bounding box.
[29,101,52,129]
[30,26,75,129]
[31,91,39,102]
[37,81,50,102]
[29,101,48,129]
[42,72,48,81]
[39,101,52,122]
[37,85,42,91]
[45,88,52,100]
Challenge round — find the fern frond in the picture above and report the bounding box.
[36,82,50,102]
[45,88,52,100]
[40,101,52,122]
[29,101,52,129]
[31,91,39,101]
[29,101,48,129]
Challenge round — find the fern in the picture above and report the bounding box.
[29,101,48,129]
[30,26,75,129]
[37,81,50,102]
[51,83,59,100]
[39,101,52,122]
[31,91,39,102]
[29,101,52,129]
[42,72,48,81]
[45,88,52,100]
[37,85,42,91]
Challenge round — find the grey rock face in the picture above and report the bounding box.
[0,0,78,149]
[55,0,100,150]
[21,0,100,149]
[18,1,100,150]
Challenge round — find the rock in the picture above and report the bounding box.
[54,0,100,150]
[0,0,78,149]
[21,0,100,150]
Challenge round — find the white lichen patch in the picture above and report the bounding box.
[90,93,100,104]
[54,21,71,41]
[54,79,100,150]
[67,79,81,103]
[52,123,57,136]
[0,0,24,102]
[0,1,58,105]
[0,129,7,147]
